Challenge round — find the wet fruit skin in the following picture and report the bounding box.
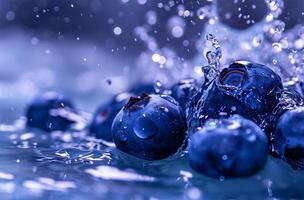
[89,83,154,142]
[273,107,304,170]
[111,94,186,161]
[89,93,132,142]
[170,78,198,110]
[26,92,77,132]
[188,115,269,178]
[265,89,303,150]
[187,61,283,135]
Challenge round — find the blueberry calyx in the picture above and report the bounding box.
[124,93,150,112]
[220,65,248,88]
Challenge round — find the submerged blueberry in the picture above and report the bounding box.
[187,61,283,135]
[111,94,186,160]
[89,92,132,142]
[171,78,198,110]
[189,115,268,178]
[26,92,77,132]
[273,107,304,170]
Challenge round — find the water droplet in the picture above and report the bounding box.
[133,117,158,139]
[167,16,185,38]
[154,80,164,94]
[252,35,263,47]
[6,11,15,21]
[146,11,157,25]
[197,6,213,20]
[187,187,201,200]
[272,43,282,52]
[113,26,122,35]
[117,131,128,143]
[248,134,257,142]
[202,34,222,83]
[160,106,169,112]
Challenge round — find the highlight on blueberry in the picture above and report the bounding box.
[170,78,198,110]
[188,115,268,178]
[26,92,78,132]
[111,93,186,160]
[187,61,283,134]
[273,107,304,170]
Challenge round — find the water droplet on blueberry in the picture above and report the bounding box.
[117,131,128,143]
[133,116,158,140]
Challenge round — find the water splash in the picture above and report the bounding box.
[202,33,222,83]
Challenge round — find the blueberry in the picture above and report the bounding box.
[266,89,303,145]
[273,107,304,170]
[89,83,154,142]
[187,61,283,135]
[26,92,77,132]
[170,78,198,110]
[188,115,268,178]
[111,93,186,160]
[89,92,132,142]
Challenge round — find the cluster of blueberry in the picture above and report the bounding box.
[26,61,304,178]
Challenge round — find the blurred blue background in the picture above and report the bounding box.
[0,1,304,199]
[0,0,303,123]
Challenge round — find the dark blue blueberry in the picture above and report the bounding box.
[111,94,186,160]
[267,89,303,152]
[89,82,154,141]
[89,92,132,142]
[187,61,283,135]
[26,92,77,132]
[189,115,268,178]
[273,107,304,170]
[170,78,198,110]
